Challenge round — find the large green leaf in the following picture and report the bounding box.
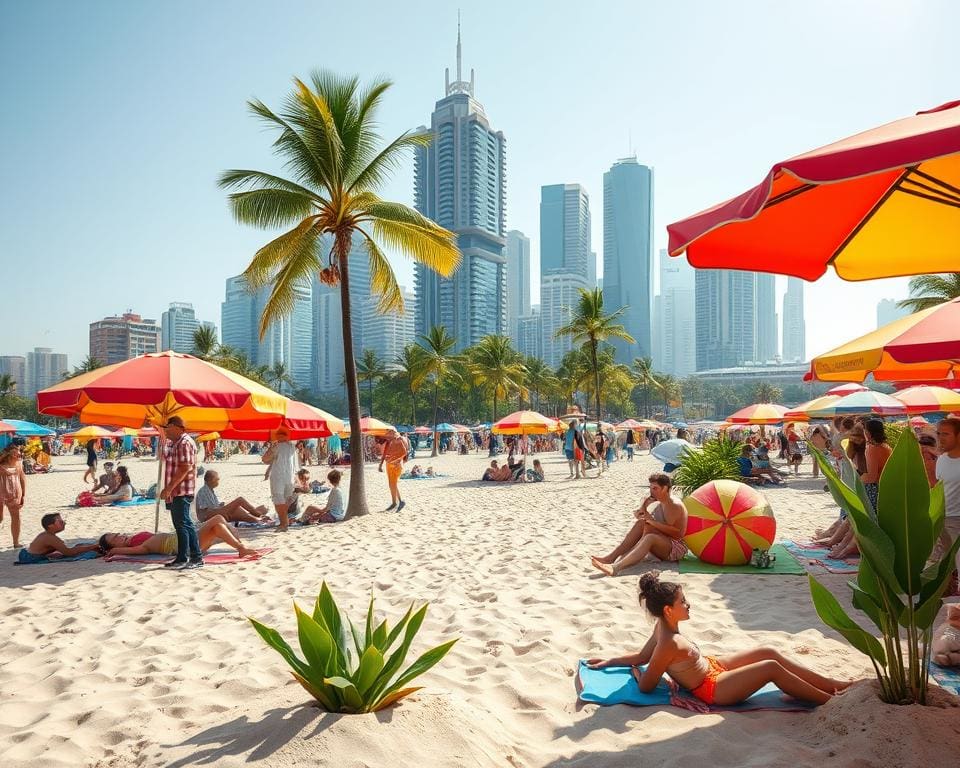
[365,604,428,704]
[808,576,886,663]
[314,582,349,672]
[248,618,310,678]
[295,603,334,672]
[291,671,338,711]
[354,645,385,696]
[388,639,459,694]
[364,594,375,646]
[381,605,412,653]
[371,619,388,650]
[911,535,960,630]
[876,429,934,595]
[325,676,364,712]
[844,497,903,600]
[929,482,946,540]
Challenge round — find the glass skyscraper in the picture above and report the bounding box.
[695,269,757,370]
[755,274,778,362]
[782,277,806,362]
[602,158,654,364]
[414,25,507,351]
[505,230,531,346]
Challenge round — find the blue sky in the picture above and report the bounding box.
[2,0,957,366]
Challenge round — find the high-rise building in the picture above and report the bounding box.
[877,298,912,328]
[363,287,416,368]
[89,312,160,365]
[0,356,26,395]
[657,250,696,377]
[24,348,68,397]
[414,23,507,351]
[755,274,778,362]
[781,277,806,362]
[161,302,217,354]
[505,230,531,345]
[517,307,542,359]
[220,276,313,391]
[602,158,654,364]
[695,270,757,370]
[540,273,588,368]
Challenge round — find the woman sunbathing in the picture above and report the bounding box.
[98,514,259,559]
[586,571,851,706]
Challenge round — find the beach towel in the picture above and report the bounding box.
[112,496,155,507]
[781,540,859,574]
[15,549,100,565]
[678,544,804,576]
[930,662,960,695]
[105,547,273,565]
[400,473,448,480]
[576,660,816,713]
[236,519,277,529]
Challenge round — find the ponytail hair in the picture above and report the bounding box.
[637,571,682,618]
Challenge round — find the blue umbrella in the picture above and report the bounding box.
[394,425,415,433]
[433,423,457,432]
[672,421,688,429]
[4,419,56,436]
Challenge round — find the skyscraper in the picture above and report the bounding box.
[781,277,806,362]
[0,356,26,395]
[414,23,506,351]
[603,158,654,364]
[695,270,757,370]
[517,307,542,359]
[657,250,696,376]
[505,230,531,345]
[161,302,217,354]
[25,348,68,397]
[89,312,160,365]
[876,298,912,328]
[755,274,778,361]
[539,184,591,367]
[363,287,416,368]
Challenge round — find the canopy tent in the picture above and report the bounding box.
[2,419,56,436]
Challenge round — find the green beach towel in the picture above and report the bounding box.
[678,543,804,575]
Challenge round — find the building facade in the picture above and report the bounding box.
[24,348,68,397]
[781,277,806,362]
[517,307,542,359]
[161,302,217,354]
[602,158,654,364]
[657,249,696,377]
[363,287,416,369]
[89,312,160,365]
[540,273,588,368]
[505,230,531,345]
[414,26,507,351]
[755,274,778,362]
[0,356,26,395]
[695,270,757,371]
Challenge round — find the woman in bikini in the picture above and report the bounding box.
[586,571,851,705]
[98,514,260,559]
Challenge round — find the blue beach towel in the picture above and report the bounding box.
[15,549,100,565]
[781,540,859,574]
[576,660,817,713]
[112,496,156,507]
[930,662,960,695]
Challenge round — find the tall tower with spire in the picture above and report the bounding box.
[414,17,507,351]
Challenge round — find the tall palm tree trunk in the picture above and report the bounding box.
[338,239,368,518]
[431,384,439,458]
[410,388,417,426]
[592,340,602,431]
[368,380,374,416]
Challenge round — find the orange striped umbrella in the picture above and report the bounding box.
[725,403,789,424]
[891,385,960,414]
[491,410,557,435]
[218,401,344,440]
[683,480,777,565]
[339,416,395,437]
[783,395,841,421]
[36,351,287,431]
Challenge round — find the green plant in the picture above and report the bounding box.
[249,582,458,713]
[808,430,960,704]
[672,437,742,496]
[883,421,908,451]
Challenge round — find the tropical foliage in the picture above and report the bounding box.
[414,326,460,457]
[751,382,783,404]
[249,582,457,713]
[356,349,387,416]
[671,438,742,496]
[220,71,460,517]
[808,431,960,705]
[897,273,960,313]
[0,374,16,398]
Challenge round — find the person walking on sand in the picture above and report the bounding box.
[0,444,27,548]
[83,439,98,485]
[380,429,407,512]
[586,571,852,705]
[160,416,202,570]
[262,427,298,531]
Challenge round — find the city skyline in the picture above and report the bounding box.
[5,2,945,366]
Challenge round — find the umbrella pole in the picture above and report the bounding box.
[154,448,163,533]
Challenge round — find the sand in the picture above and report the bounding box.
[1,450,958,768]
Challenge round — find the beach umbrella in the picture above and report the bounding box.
[806,390,907,418]
[196,432,221,443]
[64,425,118,441]
[825,383,869,396]
[891,385,960,414]
[339,416,395,437]
[683,480,777,566]
[804,298,960,383]
[452,423,471,433]
[2,419,56,437]
[651,438,698,466]
[909,416,930,428]
[414,426,432,435]
[725,403,789,424]
[0,420,15,434]
[783,395,842,421]
[616,418,649,431]
[667,100,960,281]
[491,410,557,435]
[432,422,458,433]
[218,401,343,441]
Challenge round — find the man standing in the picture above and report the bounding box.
[379,429,407,512]
[936,417,960,588]
[161,416,202,569]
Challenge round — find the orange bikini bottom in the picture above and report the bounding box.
[689,656,727,704]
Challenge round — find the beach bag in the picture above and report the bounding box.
[143,483,157,499]
[76,491,96,507]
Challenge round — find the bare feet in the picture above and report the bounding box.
[237,546,259,558]
[591,553,615,564]
[590,557,617,576]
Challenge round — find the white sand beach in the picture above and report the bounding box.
[1,450,958,768]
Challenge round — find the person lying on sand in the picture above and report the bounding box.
[481,460,514,482]
[586,571,852,705]
[812,518,858,559]
[195,470,269,524]
[98,514,259,561]
[18,513,101,564]
[591,473,688,576]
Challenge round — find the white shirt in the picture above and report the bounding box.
[936,454,960,518]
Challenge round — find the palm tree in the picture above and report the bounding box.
[897,273,960,314]
[0,374,16,397]
[192,325,219,358]
[632,357,660,418]
[395,344,426,425]
[752,381,783,403]
[266,361,296,394]
[556,288,635,428]
[556,349,592,414]
[220,71,460,518]
[467,335,527,421]
[65,356,103,380]
[414,326,459,458]
[356,349,386,416]
[523,357,557,412]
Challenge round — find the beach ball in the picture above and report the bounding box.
[683,480,776,565]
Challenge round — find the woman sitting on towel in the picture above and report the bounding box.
[92,465,135,505]
[586,572,851,705]
[98,514,259,559]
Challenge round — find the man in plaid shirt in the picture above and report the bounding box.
[161,416,202,569]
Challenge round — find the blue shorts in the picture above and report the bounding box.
[564,448,574,460]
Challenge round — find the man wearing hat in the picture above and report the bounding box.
[161,416,202,569]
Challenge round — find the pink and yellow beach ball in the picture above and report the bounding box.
[683,480,776,565]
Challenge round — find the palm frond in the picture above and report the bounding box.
[361,234,404,314]
[342,77,393,183]
[348,131,431,194]
[256,234,322,340]
[217,169,323,200]
[365,202,460,277]
[898,273,960,313]
[242,217,322,290]
[292,77,344,189]
[247,99,329,191]
[225,188,318,229]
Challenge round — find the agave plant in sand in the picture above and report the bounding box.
[250,582,458,713]
[671,438,742,497]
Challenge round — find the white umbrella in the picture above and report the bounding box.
[651,438,697,466]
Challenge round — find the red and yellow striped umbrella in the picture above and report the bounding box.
[783,395,841,421]
[339,416,395,437]
[891,385,960,414]
[491,410,557,435]
[218,401,344,440]
[725,403,789,425]
[36,351,287,431]
[683,480,777,565]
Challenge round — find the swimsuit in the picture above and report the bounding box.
[666,538,689,562]
[17,549,48,564]
[668,641,727,704]
[0,465,22,505]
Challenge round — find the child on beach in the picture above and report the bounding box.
[301,470,345,524]
[0,444,27,548]
[586,571,852,705]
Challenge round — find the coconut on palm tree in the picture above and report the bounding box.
[556,288,634,429]
[897,273,960,313]
[356,349,386,416]
[220,71,460,518]
[415,326,459,458]
[467,335,527,421]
